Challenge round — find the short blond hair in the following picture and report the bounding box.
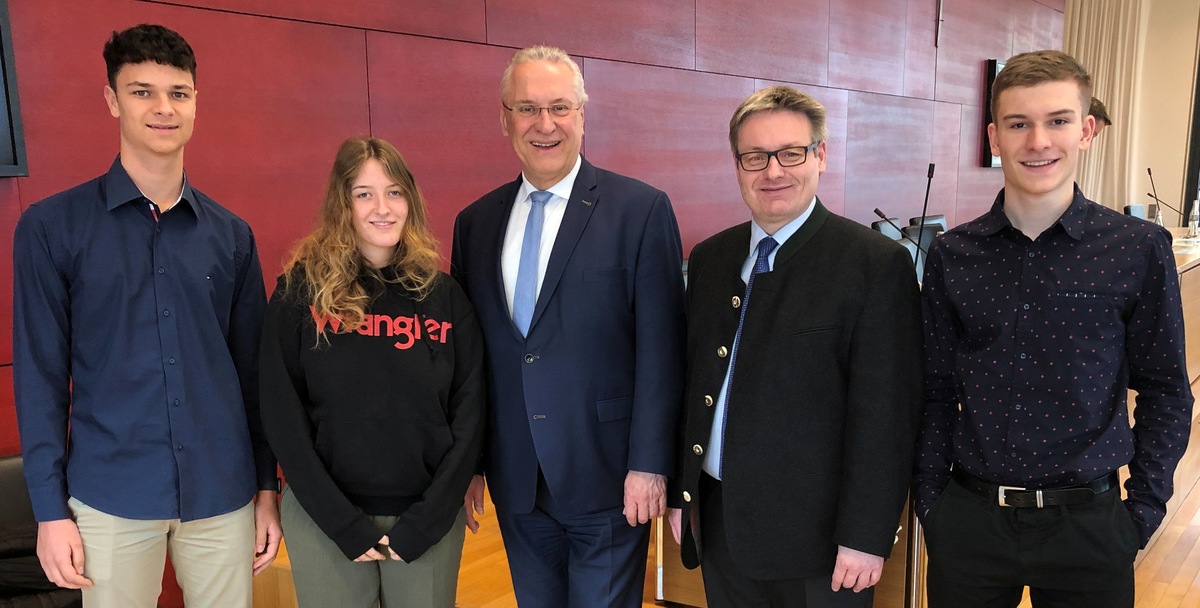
[729,86,827,154]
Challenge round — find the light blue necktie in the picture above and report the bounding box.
[513,190,552,336]
[717,235,778,476]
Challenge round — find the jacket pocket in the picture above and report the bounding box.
[596,396,633,422]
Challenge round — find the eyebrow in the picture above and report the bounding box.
[513,97,573,104]
[1001,109,1076,121]
[351,183,402,189]
[124,81,194,91]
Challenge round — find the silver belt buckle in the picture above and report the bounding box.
[997,485,1026,507]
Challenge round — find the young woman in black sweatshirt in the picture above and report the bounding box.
[259,137,485,608]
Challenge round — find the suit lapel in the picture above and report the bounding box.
[483,177,523,338]
[774,197,829,267]
[530,158,599,332]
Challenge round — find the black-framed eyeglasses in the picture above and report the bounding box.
[502,101,583,119]
[735,141,821,172]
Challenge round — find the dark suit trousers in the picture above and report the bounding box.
[923,479,1136,608]
[698,474,872,608]
[495,471,650,608]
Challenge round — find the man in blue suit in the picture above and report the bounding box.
[451,45,686,608]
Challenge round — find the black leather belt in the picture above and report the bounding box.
[952,469,1119,508]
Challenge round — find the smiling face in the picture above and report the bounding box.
[351,158,409,268]
[501,60,584,190]
[988,80,1094,206]
[104,61,196,163]
[734,110,826,234]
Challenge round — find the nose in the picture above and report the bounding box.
[1027,124,1050,150]
[534,108,556,131]
[763,154,786,177]
[153,92,174,115]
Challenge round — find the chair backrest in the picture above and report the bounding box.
[899,239,924,283]
[1124,204,1147,219]
[909,214,948,232]
[871,218,903,240]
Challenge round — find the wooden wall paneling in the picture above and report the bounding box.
[0,178,18,363]
[179,16,372,280]
[583,59,755,253]
[696,0,828,86]
[486,0,695,70]
[903,0,938,99]
[955,104,1004,221]
[933,0,1017,106]
[0,366,17,456]
[844,91,936,227]
[154,0,487,43]
[931,101,962,227]
[365,33,517,251]
[1012,0,1066,56]
[828,0,908,96]
[1032,0,1067,12]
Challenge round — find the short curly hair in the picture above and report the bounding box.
[103,24,196,89]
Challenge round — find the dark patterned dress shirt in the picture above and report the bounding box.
[915,186,1193,546]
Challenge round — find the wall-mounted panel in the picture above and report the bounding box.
[697,0,828,85]
[583,59,754,252]
[845,91,936,227]
[955,104,1005,221]
[829,0,908,96]
[155,0,487,43]
[0,366,16,455]
[932,101,963,226]
[1012,0,1065,56]
[486,0,695,70]
[934,0,1016,106]
[366,32,516,251]
[0,178,16,362]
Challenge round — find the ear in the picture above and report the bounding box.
[815,140,827,173]
[1079,114,1095,151]
[500,108,511,137]
[578,105,585,137]
[987,122,1000,158]
[104,84,120,118]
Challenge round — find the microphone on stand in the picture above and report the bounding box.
[1147,167,1180,223]
[914,163,936,255]
[874,208,928,256]
[1146,192,1183,218]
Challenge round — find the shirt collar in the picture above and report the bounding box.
[980,184,1088,241]
[104,155,198,216]
[749,195,817,251]
[517,154,582,205]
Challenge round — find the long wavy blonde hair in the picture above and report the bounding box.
[284,136,440,335]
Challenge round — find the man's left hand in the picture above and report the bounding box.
[830,545,883,593]
[623,470,666,526]
[252,490,282,576]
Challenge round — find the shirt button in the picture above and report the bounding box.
[162,309,170,317]
[157,267,165,274]
[704,395,714,407]
[1022,303,1030,310]
[1014,404,1022,410]
[1019,353,1027,359]
[173,399,180,406]
[693,444,704,456]
[168,357,176,365]
[1011,451,1018,457]
[524,354,535,364]
[731,296,741,309]
[1027,251,1035,258]
[717,346,728,358]
[176,445,184,451]
[683,491,692,503]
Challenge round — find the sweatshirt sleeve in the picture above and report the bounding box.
[385,277,487,561]
[258,275,383,560]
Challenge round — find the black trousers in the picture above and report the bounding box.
[923,478,1138,608]
[698,474,873,608]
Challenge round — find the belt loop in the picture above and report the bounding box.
[1036,489,1044,509]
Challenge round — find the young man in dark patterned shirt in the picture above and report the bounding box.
[915,50,1192,607]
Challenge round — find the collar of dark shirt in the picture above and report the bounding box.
[103,155,199,217]
[979,183,1089,241]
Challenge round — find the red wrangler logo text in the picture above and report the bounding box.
[310,307,453,350]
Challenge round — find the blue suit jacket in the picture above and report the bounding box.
[451,157,686,515]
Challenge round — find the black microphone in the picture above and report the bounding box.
[914,163,936,255]
[1147,167,1180,223]
[874,208,928,256]
[1146,192,1183,217]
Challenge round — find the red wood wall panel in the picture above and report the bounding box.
[956,105,1005,221]
[0,367,17,456]
[932,101,963,227]
[582,59,755,254]
[1013,0,1065,56]
[0,179,17,363]
[365,32,517,251]
[829,0,909,96]
[160,0,487,42]
[844,92,936,227]
[904,0,938,99]
[486,0,695,70]
[934,0,1020,106]
[696,0,829,85]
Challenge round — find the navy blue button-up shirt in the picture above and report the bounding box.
[13,157,275,522]
[916,187,1193,545]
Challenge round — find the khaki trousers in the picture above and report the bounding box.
[280,487,466,608]
[69,497,254,608]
